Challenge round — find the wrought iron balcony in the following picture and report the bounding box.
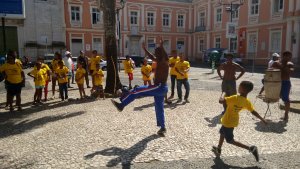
[195,26,206,32]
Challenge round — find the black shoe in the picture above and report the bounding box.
[68,86,73,88]
[249,146,259,162]
[212,146,221,157]
[157,128,166,136]
[111,99,124,112]
[87,86,91,88]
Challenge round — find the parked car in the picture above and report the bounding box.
[203,48,242,66]
[129,55,144,67]
[43,53,55,68]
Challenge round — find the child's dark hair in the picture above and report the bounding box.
[58,60,64,65]
[240,81,254,93]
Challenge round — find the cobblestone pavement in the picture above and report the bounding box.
[0,67,299,168]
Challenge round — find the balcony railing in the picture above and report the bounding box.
[130,26,140,35]
[195,26,206,32]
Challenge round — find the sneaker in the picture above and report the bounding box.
[176,99,182,103]
[157,128,166,136]
[249,146,259,162]
[185,98,190,103]
[111,99,124,112]
[212,146,221,157]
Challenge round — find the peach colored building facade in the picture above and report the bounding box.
[64,0,300,65]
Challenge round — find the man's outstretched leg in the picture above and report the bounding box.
[154,95,166,136]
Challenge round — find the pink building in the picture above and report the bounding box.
[64,0,300,65]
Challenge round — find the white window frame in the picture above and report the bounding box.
[249,0,260,16]
[231,9,239,20]
[199,11,205,26]
[215,36,221,48]
[215,7,222,23]
[130,11,139,25]
[92,36,103,54]
[177,14,185,28]
[247,32,258,53]
[91,7,101,25]
[199,38,205,52]
[163,39,171,54]
[147,37,156,53]
[70,5,81,22]
[273,0,284,13]
[162,13,171,27]
[269,30,282,53]
[147,12,155,26]
[176,39,185,53]
[229,38,238,53]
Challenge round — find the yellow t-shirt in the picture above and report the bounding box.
[93,69,104,86]
[141,64,152,81]
[169,56,180,75]
[221,95,255,128]
[175,61,190,80]
[0,63,23,83]
[34,63,50,81]
[75,68,86,85]
[51,59,64,73]
[55,66,69,84]
[90,56,101,71]
[30,69,46,86]
[123,60,134,74]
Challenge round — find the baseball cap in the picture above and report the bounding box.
[272,53,280,57]
[65,51,71,55]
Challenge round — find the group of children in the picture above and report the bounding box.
[27,52,105,104]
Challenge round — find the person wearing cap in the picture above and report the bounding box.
[258,53,281,95]
[63,51,74,88]
[78,50,90,88]
[268,53,280,68]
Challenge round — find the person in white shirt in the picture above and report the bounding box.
[268,53,280,68]
[258,52,280,95]
[63,51,74,88]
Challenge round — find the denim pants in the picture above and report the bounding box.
[170,75,177,96]
[177,78,190,99]
[59,83,68,100]
[120,84,168,128]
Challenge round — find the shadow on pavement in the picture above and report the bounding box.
[84,134,160,168]
[204,113,222,127]
[254,120,287,134]
[279,100,300,114]
[133,100,188,111]
[212,157,261,169]
[0,111,85,139]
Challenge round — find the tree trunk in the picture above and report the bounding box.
[99,0,122,94]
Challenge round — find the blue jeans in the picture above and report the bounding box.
[177,78,190,100]
[59,83,68,100]
[120,84,168,128]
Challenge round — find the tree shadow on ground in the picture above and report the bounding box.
[204,113,222,127]
[133,99,187,111]
[211,157,261,169]
[254,120,287,134]
[84,134,160,168]
[0,111,85,139]
[0,98,95,123]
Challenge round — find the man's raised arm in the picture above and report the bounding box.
[142,42,156,61]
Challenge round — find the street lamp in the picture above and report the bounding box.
[1,13,7,53]
[116,0,126,72]
[219,0,244,22]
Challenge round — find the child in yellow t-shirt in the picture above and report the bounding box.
[91,64,105,99]
[27,62,46,104]
[75,62,87,99]
[55,61,69,101]
[212,81,267,162]
[141,58,152,86]
[123,55,134,89]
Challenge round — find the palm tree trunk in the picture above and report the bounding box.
[99,0,122,94]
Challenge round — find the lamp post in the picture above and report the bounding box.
[1,13,7,54]
[116,0,126,72]
[219,0,244,52]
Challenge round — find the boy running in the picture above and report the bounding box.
[56,61,69,101]
[212,81,267,162]
[123,55,134,89]
[75,62,87,99]
[111,38,169,136]
[28,62,46,104]
[141,58,152,86]
[271,51,294,121]
[91,64,105,99]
